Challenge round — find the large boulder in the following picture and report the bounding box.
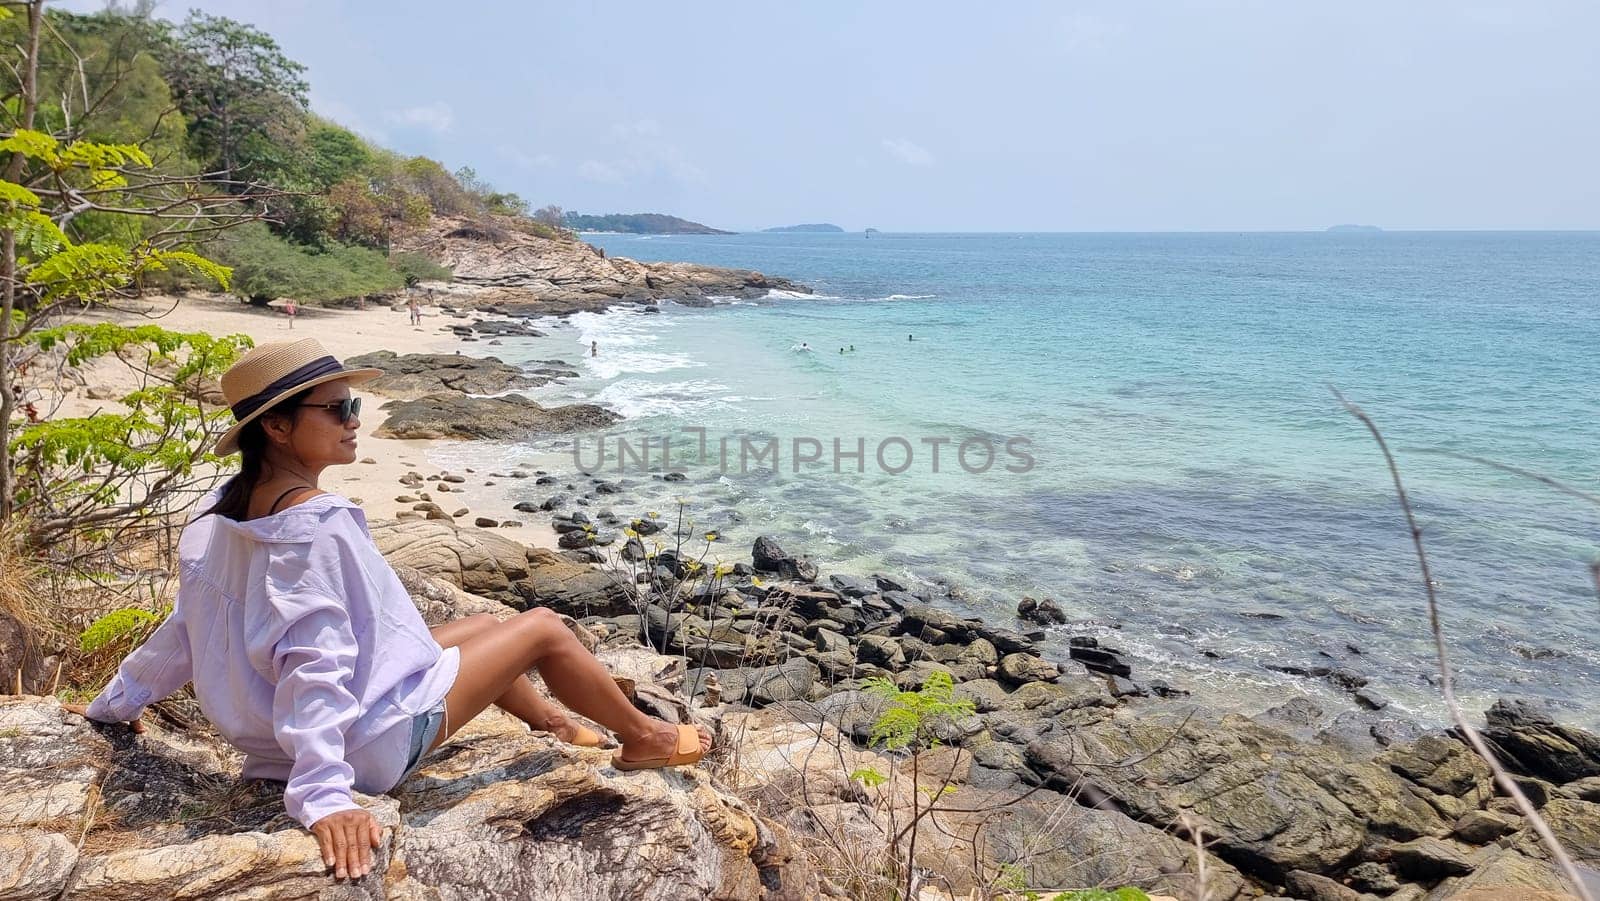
[373,392,618,440]
[0,694,830,901]
[344,350,545,399]
[1024,707,1449,875]
[372,520,631,616]
[1481,697,1600,784]
[750,537,818,583]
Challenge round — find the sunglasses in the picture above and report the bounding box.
[297,397,361,424]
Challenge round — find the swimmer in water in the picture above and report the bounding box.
[591,340,598,357]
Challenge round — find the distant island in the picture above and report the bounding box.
[1326,224,1384,234]
[763,223,844,233]
[563,212,732,235]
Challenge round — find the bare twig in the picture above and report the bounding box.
[1333,387,1595,901]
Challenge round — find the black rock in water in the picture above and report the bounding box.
[1017,595,1068,626]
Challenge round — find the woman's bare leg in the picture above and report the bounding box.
[429,614,587,741]
[432,608,710,761]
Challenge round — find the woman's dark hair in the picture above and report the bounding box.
[200,386,314,521]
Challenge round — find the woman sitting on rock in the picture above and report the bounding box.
[69,338,711,882]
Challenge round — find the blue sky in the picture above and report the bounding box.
[64,1,1600,231]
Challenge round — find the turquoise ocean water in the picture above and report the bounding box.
[436,231,1600,726]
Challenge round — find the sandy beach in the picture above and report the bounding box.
[25,292,558,549]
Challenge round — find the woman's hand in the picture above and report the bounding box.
[61,703,144,733]
[310,807,382,880]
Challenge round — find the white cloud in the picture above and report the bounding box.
[881,137,935,167]
[498,145,556,169]
[577,160,625,183]
[385,102,455,134]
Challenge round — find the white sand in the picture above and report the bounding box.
[23,293,557,548]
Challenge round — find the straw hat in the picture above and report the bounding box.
[214,339,382,455]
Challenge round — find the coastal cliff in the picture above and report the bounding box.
[395,216,809,316]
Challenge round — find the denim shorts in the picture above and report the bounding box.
[397,701,447,784]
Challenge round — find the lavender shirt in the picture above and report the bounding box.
[86,490,459,828]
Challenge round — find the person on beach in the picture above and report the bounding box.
[285,299,297,329]
[591,340,598,357]
[67,338,713,882]
[407,298,421,327]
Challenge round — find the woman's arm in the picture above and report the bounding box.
[81,606,193,725]
[253,522,382,880]
[257,575,364,828]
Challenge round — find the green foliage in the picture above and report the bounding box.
[848,767,887,788]
[862,670,974,752]
[163,11,308,182]
[216,221,408,302]
[80,607,162,653]
[389,252,452,284]
[12,325,250,528]
[563,211,732,235]
[1043,889,1151,901]
[305,122,372,189]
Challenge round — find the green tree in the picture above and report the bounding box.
[305,122,372,190]
[163,11,308,184]
[0,2,239,532]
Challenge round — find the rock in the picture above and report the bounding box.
[1016,595,1067,626]
[0,829,77,900]
[1454,808,1522,844]
[0,608,50,695]
[953,680,1010,714]
[688,659,819,706]
[473,517,499,527]
[1257,696,1326,735]
[995,653,1058,686]
[1387,836,1476,878]
[750,536,818,582]
[895,604,977,644]
[373,392,619,440]
[373,520,631,616]
[1379,733,1493,800]
[1560,776,1600,803]
[1025,708,1448,874]
[1430,846,1576,901]
[1354,688,1391,711]
[1068,642,1133,677]
[345,350,545,399]
[973,624,1034,655]
[1482,696,1600,784]
[856,635,906,670]
[395,215,810,315]
[828,574,877,599]
[1285,869,1364,901]
[1515,797,1600,863]
[1345,860,1401,894]
[812,628,850,655]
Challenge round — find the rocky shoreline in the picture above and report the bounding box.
[338,333,1600,899]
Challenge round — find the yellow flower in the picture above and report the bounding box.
[703,531,719,542]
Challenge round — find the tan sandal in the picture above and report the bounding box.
[612,724,706,771]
